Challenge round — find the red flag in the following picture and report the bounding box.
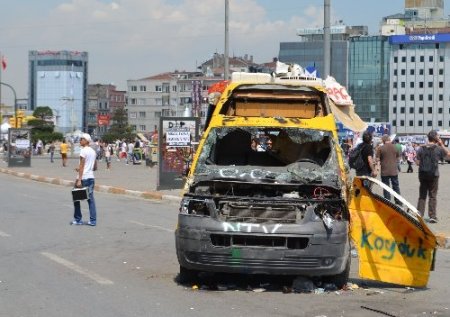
[1,55,7,70]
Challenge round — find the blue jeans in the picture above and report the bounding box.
[381,175,401,204]
[73,178,96,223]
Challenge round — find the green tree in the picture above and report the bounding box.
[102,108,136,143]
[27,106,63,143]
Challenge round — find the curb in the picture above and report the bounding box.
[1,167,449,249]
[0,167,182,203]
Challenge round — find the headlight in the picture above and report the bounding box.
[179,197,211,216]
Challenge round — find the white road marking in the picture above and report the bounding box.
[129,220,173,233]
[41,252,114,285]
[0,230,11,237]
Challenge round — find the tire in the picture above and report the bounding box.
[325,256,351,289]
[177,266,199,284]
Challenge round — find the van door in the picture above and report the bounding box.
[348,176,437,287]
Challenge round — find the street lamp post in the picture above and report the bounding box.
[0,81,17,127]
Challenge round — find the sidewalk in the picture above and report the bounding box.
[1,154,183,202]
[1,153,449,249]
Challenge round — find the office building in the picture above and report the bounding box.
[28,50,88,134]
[87,84,126,137]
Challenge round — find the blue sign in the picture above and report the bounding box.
[389,33,450,44]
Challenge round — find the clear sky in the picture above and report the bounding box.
[0,0,409,102]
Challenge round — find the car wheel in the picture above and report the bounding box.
[326,256,351,289]
[177,266,199,284]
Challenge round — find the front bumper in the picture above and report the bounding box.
[175,215,350,276]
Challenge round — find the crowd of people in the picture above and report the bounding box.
[346,129,450,224]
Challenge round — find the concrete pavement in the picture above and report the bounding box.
[0,153,183,202]
[1,152,449,248]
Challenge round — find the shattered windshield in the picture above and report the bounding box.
[194,127,341,187]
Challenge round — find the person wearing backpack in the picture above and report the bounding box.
[415,130,450,223]
[352,131,377,177]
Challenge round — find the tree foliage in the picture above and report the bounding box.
[27,106,63,143]
[102,108,136,143]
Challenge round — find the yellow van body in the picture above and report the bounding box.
[175,74,436,287]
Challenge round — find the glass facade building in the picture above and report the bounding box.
[348,36,391,123]
[29,50,88,134]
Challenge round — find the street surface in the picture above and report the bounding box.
[1,172,450,317]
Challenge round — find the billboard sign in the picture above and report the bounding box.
[389,33,450,44]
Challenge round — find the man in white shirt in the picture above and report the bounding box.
[71,133,98,226]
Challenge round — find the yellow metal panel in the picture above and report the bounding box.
[349,177,437,287]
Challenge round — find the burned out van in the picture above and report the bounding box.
[175,71,437,288]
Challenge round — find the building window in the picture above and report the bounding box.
[428,94,433,101]
[393,107,397,114]
[400,107,405,114]
[410,82,414,88]
[394,56,398,63]
[139,125,146,131]
[401,69,406,75]
[401,56,406,62]
[394,69,398,76]
[419,69,424,75]
[439,69,444,75]
[429,68,434,75]
[393,119,397,126]
[130,98,137,105]
[139,111,146,118]
[131,125,136,131]
[410,69,415,75]
[439,82,444,88]
[131,85,137,91]
[439,108,443,114]
[409,120,413,126]
[410,94,414,101]
[393,94,397,101]
[427,120,432,127]
[401,94,405,101]
[129,112,137,119]
[418,120,423,127]
[419,107,423,114]
[155,111,161,118]
[440,56,444,62]
[439,94,443,101]
[411,56,415,62]
[409,107,414,113]
[155,85,162,92]
[428,107,433,113]
[393,82,397,88]
[401,82,406,88]
[419,82,424,88]
[429,56,433,62]
[428,82,433,88]
[172,85,177,92]
[139,85,146,92]
[400,120,405,126]
[438,120,443,126]
[419,95,423,101]
[420,56,424,62]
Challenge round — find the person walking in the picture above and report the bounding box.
[49,141,55,163]
[60,139,69,167]
[355,131,377,178]
[415,130,450,223]
[376,134,401,204]
[406,143,416,173]
[71,133,97,226]
[105,143,112,170]
[126,140,134,165]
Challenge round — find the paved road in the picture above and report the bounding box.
[1,174,450,317]
[2,153,450,240]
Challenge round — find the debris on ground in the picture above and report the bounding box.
[292,276,315,293]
